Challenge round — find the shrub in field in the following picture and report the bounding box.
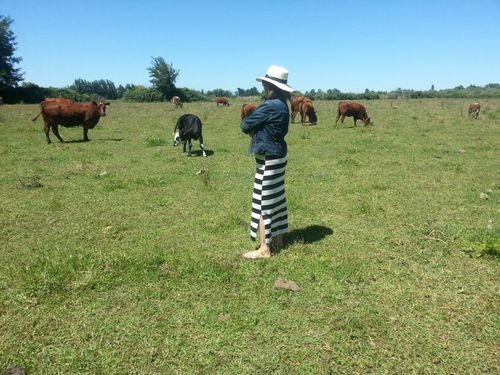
[0,85,93,103]
[16,173,43,189]
[141,130,166,147]
[0,82,47,103]
[176,87,211,102]
[122,86,164,102]
[461,228,500,258]
[46,87,93,102]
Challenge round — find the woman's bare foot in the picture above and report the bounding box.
[242,245,271,260]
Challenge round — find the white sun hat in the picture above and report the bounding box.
[256,65,294,93]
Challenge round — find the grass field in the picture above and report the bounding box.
[0,98,499,374]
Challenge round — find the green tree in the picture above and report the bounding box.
[69,78,118,99]
[147,57,179,100]
[0,15,23,89]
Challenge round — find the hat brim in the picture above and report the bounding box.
[256,76,294,93]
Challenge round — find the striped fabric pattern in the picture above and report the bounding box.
[250,154,288,244]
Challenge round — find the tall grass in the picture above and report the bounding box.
[0,99,498,374]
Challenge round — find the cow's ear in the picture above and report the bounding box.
[91,100,97,106]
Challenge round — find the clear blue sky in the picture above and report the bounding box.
[2,0,499,93]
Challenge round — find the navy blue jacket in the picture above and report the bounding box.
[240,99,289,157]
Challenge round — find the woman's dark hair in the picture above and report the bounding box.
[263,81,291,102]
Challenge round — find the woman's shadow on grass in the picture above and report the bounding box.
[281,225,333,252]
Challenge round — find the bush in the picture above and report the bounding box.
[461,229,500,258]
[176,87,211,102]
[0,83,47,103]
[46,88,93,102]
[0,84,94,104]
[122,86,164,102]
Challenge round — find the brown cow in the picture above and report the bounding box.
[335,101,370,126]
[241,104,257,120]
[468,102,480,119]
[32,99,110,143]
[171,96,183,108]
[299,100,318,126]
[42,97,75,105]
[215,97,230,106]
[291,96,311,123]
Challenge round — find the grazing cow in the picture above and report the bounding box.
[32,99,110,143]
[335,101,370,126]
[291,96,312,123]
[173,114,207,157]
[468,102,480,119]
[171,96,183,108]
[241,104,257,120]
[215,97,230,106]
[299,100,318,126]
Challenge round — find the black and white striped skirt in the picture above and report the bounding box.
[250,153,288,244]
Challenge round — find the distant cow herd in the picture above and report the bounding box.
[29,94,483,155]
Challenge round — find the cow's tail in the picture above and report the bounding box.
[32,112,41,122]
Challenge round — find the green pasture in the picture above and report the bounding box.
[0,98,499,374]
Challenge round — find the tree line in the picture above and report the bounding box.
[302,84,500,101]
[4,79,500,105]
[1,15,499,104]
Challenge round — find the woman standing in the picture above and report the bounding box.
[240,65,293,259]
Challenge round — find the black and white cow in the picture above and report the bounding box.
[173,114,207,157]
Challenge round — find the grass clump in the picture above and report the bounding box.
[461,228,500,258]
[16,173,43,189]
[142,130,167,147]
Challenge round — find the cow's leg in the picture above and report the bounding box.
[353,118,357,127]
[199,136,207,157]
[187,140,192,157]
[43,122,52,144]
[51,124,65,143]
[335,112,341,125]
[83,127,90,142]
[182,141,187,153]
[340,114,346,124]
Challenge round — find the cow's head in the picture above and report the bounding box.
[173,131,181,146]
[97,101,110,117]
[309,110,318,125]
[363,117,371,126]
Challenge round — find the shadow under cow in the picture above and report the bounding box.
[54,138,124,144]
[62,139,88,144]
[189,149,214,157]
